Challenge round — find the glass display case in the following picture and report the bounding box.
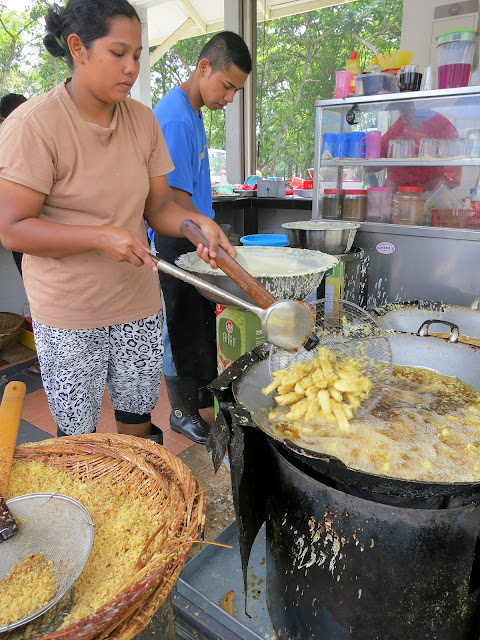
[312,86,480,231]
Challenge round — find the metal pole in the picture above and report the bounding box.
[131,7,152,109]
[224,0,257,184]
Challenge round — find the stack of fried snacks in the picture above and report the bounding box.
[262,346,373,432]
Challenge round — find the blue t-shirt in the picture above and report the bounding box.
[152,86,213,219]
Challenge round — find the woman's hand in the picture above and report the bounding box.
[98,227,157,271]
[194,218,237,269]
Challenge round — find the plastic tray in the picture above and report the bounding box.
[173,522,276,640]
[430,208,480,229]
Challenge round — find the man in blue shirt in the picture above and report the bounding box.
[153,32,252,444]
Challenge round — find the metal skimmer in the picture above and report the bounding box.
[269,299,393,418]
[0,493,94,632]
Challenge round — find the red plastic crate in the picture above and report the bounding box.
[430,208,480,230]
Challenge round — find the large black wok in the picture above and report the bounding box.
[373,299,480,343]
[232,333,480,499]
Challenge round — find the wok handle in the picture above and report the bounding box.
[0,381,26,542]
[180,219,278,310]
[417,320,460,343]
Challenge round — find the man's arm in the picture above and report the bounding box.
[168,186,201,215]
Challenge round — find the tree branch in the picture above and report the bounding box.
[353,33,379,56]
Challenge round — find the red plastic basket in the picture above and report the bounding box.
[430,208,480,230]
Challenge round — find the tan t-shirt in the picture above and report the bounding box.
[0,80,174,329]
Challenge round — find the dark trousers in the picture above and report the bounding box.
[154,234,217,382]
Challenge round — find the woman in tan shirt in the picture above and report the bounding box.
[0,0,235,441]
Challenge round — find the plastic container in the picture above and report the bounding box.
[437,29,477,89]
[322,189,344,219]
[354,73,399,96]
[343,189,367,221]
[346,52,360,94]
[430,208,480,229]
[364,58,382,73]
[366,187,393,222]
[432,209,480,230]
[240,234,288,247]
[392,187,426,225]
[361,129,382,159]
[335,71,352,99]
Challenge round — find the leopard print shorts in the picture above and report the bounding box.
[32,312,164,435]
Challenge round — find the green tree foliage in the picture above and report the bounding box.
[0,0,68,97]
[255,0,403,177]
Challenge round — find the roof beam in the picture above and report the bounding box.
[150,18,197,65]
[176,0,207,32]
[257,0,272,20]
[266,0,358,21]
[149,19,223,49]
[133,0,172,8]
[145,0,360,53]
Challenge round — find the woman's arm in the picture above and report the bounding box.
[0,178,154,268]
[144,174,236,267]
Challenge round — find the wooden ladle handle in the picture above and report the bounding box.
[180,219,278,310]
[0,381,26,495]
[0,380,26,542]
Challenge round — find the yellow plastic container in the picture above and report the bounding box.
[346,51,361,94]
[17,328,36,351]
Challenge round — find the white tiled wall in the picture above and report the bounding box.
[0,245,28,315]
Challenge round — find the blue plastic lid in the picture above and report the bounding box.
[240,234,288,247]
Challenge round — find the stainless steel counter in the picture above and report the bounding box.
[354,222,480,308]
[213,198,480,307]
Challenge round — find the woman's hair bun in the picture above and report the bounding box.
[43,3,67,57]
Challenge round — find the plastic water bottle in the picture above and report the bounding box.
[346,52,360,94]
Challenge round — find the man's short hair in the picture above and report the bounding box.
[198,31,252,75]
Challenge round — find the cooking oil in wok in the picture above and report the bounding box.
[269,365,480,484]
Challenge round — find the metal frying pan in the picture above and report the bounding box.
[0,381,94,633]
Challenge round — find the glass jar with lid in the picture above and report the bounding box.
[322,189,344,219]
[343,189,367,221]
[392,187,426,225]
[366,187,393,222]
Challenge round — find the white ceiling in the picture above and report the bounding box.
[130,0,357,65]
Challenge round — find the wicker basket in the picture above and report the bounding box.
[10,434,206,640]
[0,312,24,352]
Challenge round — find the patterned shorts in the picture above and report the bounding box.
[32,312,164,435]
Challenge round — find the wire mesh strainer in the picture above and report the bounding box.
[269,299,393,418]
[0,493,94,632]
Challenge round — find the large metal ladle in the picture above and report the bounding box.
[151,220,317,353]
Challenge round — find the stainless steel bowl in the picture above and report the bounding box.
[175,246,338,306]
[282,220,360,254]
